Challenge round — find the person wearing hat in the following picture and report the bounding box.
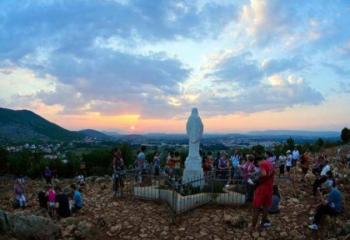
[309,182,343,230]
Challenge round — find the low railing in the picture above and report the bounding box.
[116,169,246,219]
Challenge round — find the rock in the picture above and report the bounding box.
[110,224,122,233]
[75,220,94,239]
[95,177,109,184]
[289,198,299,204]
[280,232,288,237]
[252,231,259,238]
[0,209,59,240]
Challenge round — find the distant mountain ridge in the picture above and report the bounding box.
[78,129,115,140]
[247,130,339,138]
[0,108,83,143]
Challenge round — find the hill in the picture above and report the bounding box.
[0,108,83,143]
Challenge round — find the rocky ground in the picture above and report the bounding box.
[1,145,350,240]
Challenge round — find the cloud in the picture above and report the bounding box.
[0,0,237,60]
[238,0,350,52]
[239,0,301,46]
[0,0,239,118]
[261,56,306,76]
[206,52,262,87]
[196,74,324,116]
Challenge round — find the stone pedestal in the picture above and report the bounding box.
[182,155,204,187]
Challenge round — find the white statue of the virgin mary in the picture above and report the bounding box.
[182,108,204,186]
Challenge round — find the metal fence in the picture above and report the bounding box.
[116,169,246,219]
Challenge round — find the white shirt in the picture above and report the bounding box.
[320,164,331,176]
[278,155,286,165]
[292,150,300,160]
[286,154,293,167]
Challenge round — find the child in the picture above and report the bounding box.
[47,185,56,217]
[14,179,26,208]
[269,185,281,214]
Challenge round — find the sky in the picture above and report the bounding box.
[0,0,350,134]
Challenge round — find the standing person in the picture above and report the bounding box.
[166,151,175,178]
[47,185,56,217]
[173,151,182,179]
[70,184,83,212]
[286,150,293,177]
[278,154,286,177]
[300,152,310,182]
[292,147,300,167]
[112,148,125,197]
[252,157,275,229]
[55,186,71,218]
[38,187,48,209]
[203,152,214,179]
[230,150,240,179]
[44,166,53,184]
[240,154,256,202]
[153,152,161,176]
[14,179,26,208]
[218,151,229,180]
[309,183,343,230]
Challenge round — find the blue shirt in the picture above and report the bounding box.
[327,188,342,213]
[231,155,240,168]
[73,190,83,208]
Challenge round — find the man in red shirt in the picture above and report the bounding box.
[252,157,275,229]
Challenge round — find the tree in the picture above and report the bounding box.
[0,148,9,173]
[286,137,295,150]
[341,127,350,143]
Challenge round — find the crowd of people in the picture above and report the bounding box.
[12,145,345,232]
[13,166,84,219]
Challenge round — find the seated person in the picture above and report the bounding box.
[55,186,71,218]
[268,185,281,214]
[71,184,83,212]
[14,179,26,208]
[312,160,331,196]
[309,182,343,230]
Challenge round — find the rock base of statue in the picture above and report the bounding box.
[182,155,204,188]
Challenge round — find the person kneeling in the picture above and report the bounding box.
[309,183,343,230]
[70,184,83,213]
